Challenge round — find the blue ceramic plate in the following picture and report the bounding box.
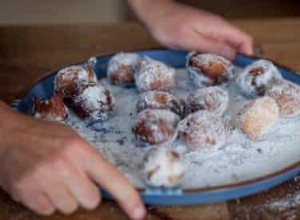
[17,49,300,205]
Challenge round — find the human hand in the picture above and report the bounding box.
[0,102,145,220]
[129,0,253,60]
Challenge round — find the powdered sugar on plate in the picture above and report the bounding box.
[66,68,300,190]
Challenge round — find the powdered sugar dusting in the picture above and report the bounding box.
[132,109,180,146]
[186,86,229,116]
[187,52,233,70]
[73,84,114,121]
[66,68,300,189]
[57,66,96,88]
[135,57,175,91]
[54,60,98,97]
[136,91,184,117]
[107,52,141,77]
[236,59,282,97]
[176,111,228,151]
[33,112,66,122]
[142,147,185,188]
[267,80,300,117]
[186,52,235,88]
[237,96,279,140]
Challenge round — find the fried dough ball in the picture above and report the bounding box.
[132,109,180,146]
[107,52,141,85]
[134,57,175,92]
[69,84,115,121]
[186,86,229,116]
[176,111,227,150]
[186,52,234,88]
[54,57,97,98]
[236,59,282,97]
[136,91,185,117]
[266,80,300,117]
[32,93,68,122]
[237,96,279,140]
[142,147,185,188]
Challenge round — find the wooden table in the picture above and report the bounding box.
[0,18,299,220]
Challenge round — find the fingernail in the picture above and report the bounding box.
[132,206,146,220]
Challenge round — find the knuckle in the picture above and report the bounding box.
[62,136,85,154]
[50,157,72,178]
[50,154,67,168]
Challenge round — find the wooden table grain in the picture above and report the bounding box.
[0,18,299,220]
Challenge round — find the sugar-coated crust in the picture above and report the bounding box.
[32,93,68,122]
[186,86,229,116]
[136,91,185,117]
[134,57,175,92]
[71,84,115,121]
[54,57,98,98]
[236,59,282,97]
[132,109,180,146]
[107,52,141,85]
[237,96,279,140]
[186,52,234,88]
[266,80,300,117]
[142,147,185,188]
[176,111,227,150]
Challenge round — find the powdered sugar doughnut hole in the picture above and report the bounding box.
[266,80,300,118]
[136,91,185,117]
[135,57,176,92]
[176,111,228,151]
[236,59,282,97]
[54,57,97,98]
[70,84,115,121]
[32,93,68,122]
[186,52,234,88]
[142,147,185,188]
[186,86,229,116]
[107,52,141,85]
[237,96,279,140]
[132,109,180,146]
